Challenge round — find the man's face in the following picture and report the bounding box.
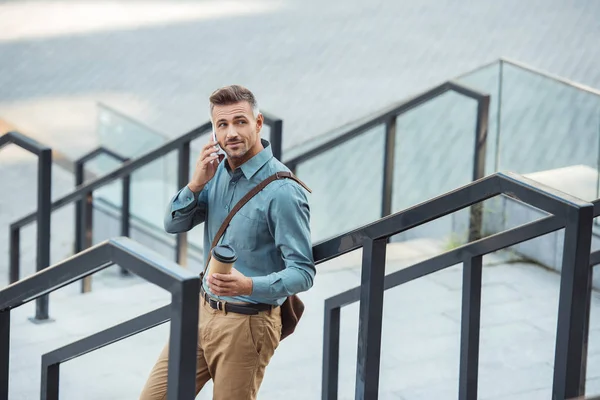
[212,101,263,162]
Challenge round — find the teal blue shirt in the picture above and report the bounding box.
[164,140,315,306]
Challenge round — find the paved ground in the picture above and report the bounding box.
[1,0,600,156]
[8,240,600,400]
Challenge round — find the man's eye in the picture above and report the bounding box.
[237,120,246,124]
[218,123,226,128]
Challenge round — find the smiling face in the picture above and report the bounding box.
[212,100,264,169]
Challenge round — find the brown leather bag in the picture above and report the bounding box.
[200,171,312,341]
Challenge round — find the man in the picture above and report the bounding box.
[139,85,315,400]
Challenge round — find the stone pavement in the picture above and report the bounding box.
[1,0,599,157]
[7,239,600,399]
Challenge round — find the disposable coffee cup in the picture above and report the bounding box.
[208,245,237,275]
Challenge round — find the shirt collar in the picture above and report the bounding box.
[225,139,273,179]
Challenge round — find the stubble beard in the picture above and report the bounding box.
[224,142,249,164]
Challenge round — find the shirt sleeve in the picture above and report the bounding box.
[251,182,315,298]
[163,183,209,234]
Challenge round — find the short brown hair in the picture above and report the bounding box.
[209,85,259,118]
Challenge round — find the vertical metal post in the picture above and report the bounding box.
[166,278,199,400]
[74,160,84,254]
[381,118,397,218]
[270,119,283,161]
[9,225,20,284]
[176,143,190,266]
[80,191,93,293]
[36,149,52,320]
[553,205,594,400]
[41,358,60,400]
[459,255,483,400]
[468,95,490,242]
[322,303,341,400]
[355,238,387,400]
[579,266,594,395]
[0,310,10,400]
[120,174,131,276]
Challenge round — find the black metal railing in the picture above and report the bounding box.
[29,172,596,400]
[91,196,205,263]
[74,146,130,290]
[582,200,600,399]
[317,172,593,400]
[0,132,52,321]
[284,81,490,226]
[0,237,200,400]
[5,113,283,313]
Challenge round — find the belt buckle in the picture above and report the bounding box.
[216,299,227,315]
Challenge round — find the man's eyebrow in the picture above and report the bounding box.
[216,115,248,124]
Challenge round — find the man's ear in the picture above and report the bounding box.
[256,113,264,132]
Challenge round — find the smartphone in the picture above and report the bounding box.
[210,131,219,164]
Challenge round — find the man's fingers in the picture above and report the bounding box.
[201,140,218,152]
[202,155,219,166]
[209,284,233,296]
[212,273,235,282]
[209,274,235,287]
[201,147,218,162]
[196,142,219,163]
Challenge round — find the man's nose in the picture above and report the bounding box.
[226,125,238,138]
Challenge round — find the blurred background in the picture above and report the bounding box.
[2,1,600,399]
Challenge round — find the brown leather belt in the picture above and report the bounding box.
[200,287,272,315]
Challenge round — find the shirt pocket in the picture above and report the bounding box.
[226,212,260,251]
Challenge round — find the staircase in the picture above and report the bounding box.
[2,59,600,400]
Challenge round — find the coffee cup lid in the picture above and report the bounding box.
[212,245,237,263]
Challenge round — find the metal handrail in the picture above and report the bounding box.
[34,172,595,400]
[284,79,489,169]
[284,80,490,234]
[317,171,594,400]
[0,237,200,400]
[92,197,204,256]
[7,113,283,308]
[0,131,52,321]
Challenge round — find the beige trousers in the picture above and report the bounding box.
[139,296,282,400]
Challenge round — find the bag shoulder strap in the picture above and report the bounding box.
[202,171,311,274]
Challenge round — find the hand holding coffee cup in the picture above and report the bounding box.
[208,244,237,276]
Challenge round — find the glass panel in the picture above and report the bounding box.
[391,91,479,244]
[456,61,501,175]
[88,154,123,208]
[95,102,175,232]
[129,151,178,232]
[85,154,124,246]
[295,125,386,243]
[96,103,168,158]
[497,62,600,202]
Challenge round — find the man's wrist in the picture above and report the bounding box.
[245,277,253,295]
[187,182,205,193]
